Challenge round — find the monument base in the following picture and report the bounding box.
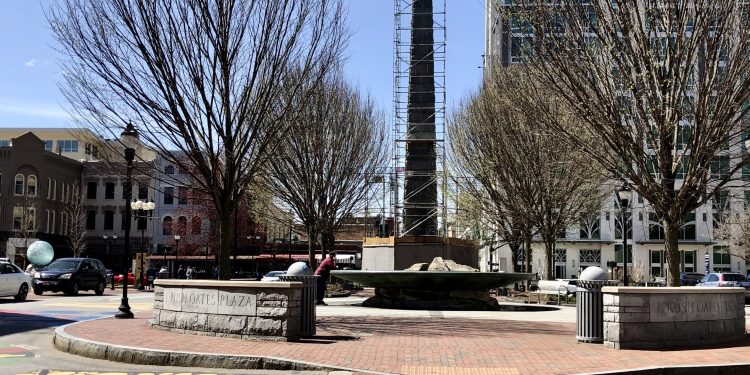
[361,236,478,271]
[364,288,499,310]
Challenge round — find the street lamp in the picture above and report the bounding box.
[616,180,632,286]
[174,234,181,278]
[131,198,156,290]
[115,146,136,319]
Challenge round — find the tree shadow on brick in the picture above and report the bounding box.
[317,317,573,338]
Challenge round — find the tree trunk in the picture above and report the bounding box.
[218,207,232,280]
[663,220,682,286]
[524,233,532,274]
[307,224,317,270]
[544,238,554,280]
[510,242,521,272]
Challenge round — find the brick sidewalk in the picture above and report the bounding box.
[62,311,750,375]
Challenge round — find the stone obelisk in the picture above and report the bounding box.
[403,0,438,236]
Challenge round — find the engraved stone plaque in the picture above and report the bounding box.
[163,288,183,311]
[180,288,220,314]
[650,293,738,322]
[217,290,257,316]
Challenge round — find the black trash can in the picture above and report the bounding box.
[576,279,618,342]
[279,275,318,337]
[158,271,170,279]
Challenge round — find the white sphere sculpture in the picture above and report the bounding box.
[286,261,312,276]
[27,241,54,266]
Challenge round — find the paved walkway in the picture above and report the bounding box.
[54,294,750,375]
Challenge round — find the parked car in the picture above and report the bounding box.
[0,258,31,301]
[32,258,108,296]
[680,272,705,286]
[696,272,750,298]
[114,272,147,286]
[261,271,286,282]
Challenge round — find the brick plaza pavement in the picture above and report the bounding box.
[59,309,750,375]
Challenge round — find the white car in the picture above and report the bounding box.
[0,259,32,301]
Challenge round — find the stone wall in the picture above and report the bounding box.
[602,287,746,349]
[151,280,303,341]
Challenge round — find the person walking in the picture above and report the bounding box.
[186,266,194,280]
[314,252,336,305]
[177,265,186,279]
[146,266,157,290]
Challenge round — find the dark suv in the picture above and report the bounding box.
[32,258,108,296]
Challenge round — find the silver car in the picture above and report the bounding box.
[696,272,750,298]
[260,271,286,282]
[0,259,32,301]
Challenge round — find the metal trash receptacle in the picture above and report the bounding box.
[279,275,317,337]
[576,279,618,342]
[158,271,170,279]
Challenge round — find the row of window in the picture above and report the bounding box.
[85,181,187,205]
[12,174,37,196]
[84,211,203,235]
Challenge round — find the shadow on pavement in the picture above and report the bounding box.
[317,316,573,339]
[0,311,76,337]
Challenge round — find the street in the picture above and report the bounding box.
[0,289,322,375]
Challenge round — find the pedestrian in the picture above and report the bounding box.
[186,266,194,280]
[178,265,186,279]
[146,266,157,290]
[314,252,336,305]
[213,265,219,280]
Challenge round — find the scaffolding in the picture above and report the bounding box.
[393,0,447,237]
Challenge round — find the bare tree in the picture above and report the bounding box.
[12,194,40,267]
[65,182,88,257]
[449,65,607,280]
[712,203,750,264]
[265,75,389,268]
[498,1,750,285]
[50,0,347,279]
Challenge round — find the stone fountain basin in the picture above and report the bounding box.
[331,270,534,291]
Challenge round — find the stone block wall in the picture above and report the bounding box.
[602,287,746,349]
[151,280,304,341]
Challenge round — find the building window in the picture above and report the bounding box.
[105,182,115,200]
[164,187,174,205]
[614,212,632,240]
[26,175,37,197]
[138,183,148,200]
[52,179,57,201]
[177,216,188,236]
[554,248,567,278]
[13,207,23,231]
[649,250,664,278]
[614,244,633,264]
[710,155,730,179]
[178,188,188,205]
[46,210,50,232]
[86,210,96,231]
[87,181,97,199]
[713,246,731,272]
[649,212,665,240]
[43,140,53,152]
[165,165,175,175]
[579,249,601,270]
[14,174,24,196]
[0,140,11,147]
[579,216,600,240]
[679,212,696,240]
[61,212,68,235]
[84,143,98,157]
[680,250,696,273]
[104,210,114,230]
[50,211,56,234]
[162,216,173,235]
[47,178,52,199]
[191,217,202,235]
[58,140,79,153]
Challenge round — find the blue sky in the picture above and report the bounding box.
[0,1,485,128]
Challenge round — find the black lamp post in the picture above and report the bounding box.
[132,198,155,290]
[616,181,631,286]
[115,146,136,319]
[288,211,293,263]
[103,233,118,289]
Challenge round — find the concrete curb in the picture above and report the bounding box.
[53,320,390,374]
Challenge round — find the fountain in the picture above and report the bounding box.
[332,257,533,310]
